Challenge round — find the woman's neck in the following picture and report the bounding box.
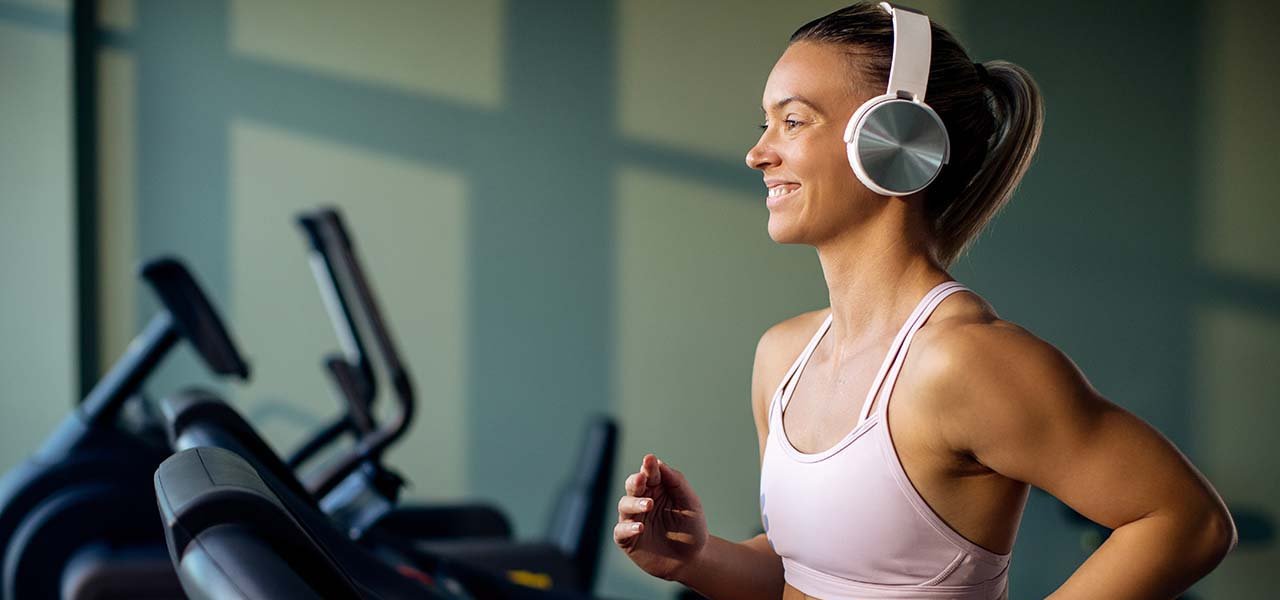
[814,210,951,355]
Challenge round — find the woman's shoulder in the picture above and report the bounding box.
[755,308,830,368]
[909,295,1119,480]
[913,290,1064,379]
[752,309,828,392]
[910,293,1096,440]
[750,308,831,432]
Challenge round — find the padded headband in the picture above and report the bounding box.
[881,2,932,102]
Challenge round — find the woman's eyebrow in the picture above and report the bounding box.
[762,95,823,114]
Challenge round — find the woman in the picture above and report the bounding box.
[613,3,1236,599]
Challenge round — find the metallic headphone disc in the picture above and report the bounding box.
[856,100,948,195]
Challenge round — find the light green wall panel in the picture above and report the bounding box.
[98,0,133,31]
[617,0,846,161]
[602,164,828,598]
[0,21,74,473]
[1197,0,1280,282]
[97,47,138,367]
[1193,304,1280,598]
[230,0,504,108]
[229,118,470,498]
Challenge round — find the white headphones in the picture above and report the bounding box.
[843,2,949,196]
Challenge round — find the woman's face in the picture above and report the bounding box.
[746,42,881,245]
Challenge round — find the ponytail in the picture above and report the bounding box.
[933,61,1045,266]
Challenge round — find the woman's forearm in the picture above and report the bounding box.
[1048,508,1236,600]
[675,534,785,600]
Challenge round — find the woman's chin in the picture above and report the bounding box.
[766,217,804,244]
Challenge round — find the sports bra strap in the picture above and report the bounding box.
[868,283,969,422]
[768,313,834,423]
[854,282,966,426]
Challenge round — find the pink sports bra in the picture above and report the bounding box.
[760,281,1016,599]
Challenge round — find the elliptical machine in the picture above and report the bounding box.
[0,258,249,599]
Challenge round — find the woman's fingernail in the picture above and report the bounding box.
[640,499,651,510]
[631,523,641,532]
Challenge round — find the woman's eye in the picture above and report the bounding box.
[759,119,804,132]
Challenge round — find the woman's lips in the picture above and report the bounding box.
[766,183,800,208]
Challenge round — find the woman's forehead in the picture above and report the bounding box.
[762,42,866,113]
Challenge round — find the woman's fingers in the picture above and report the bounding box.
[618,495,653,518]
[623,454,673,501]
[625,455,661,496]
[627,470,650,493]
[613,520,644,545]
[643,454,663,487]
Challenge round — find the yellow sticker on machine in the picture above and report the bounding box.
[507,569,553,590]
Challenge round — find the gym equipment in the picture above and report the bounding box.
[156,432,616,599]
[301,207,619,591]
[162,391,617,597]
[285,214,379,475]
[411,415,618,593]
[289,209,403,492]
[294,207,512,540]
[843,2,950,196]
[294,208,418,517]
[0,258,249,599]
[160,207,620,594]
[155,446,452,600]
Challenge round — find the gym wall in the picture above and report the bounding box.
[0,0,1275,598]
[0,0,76,482]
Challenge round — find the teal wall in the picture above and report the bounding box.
[1,1,1276,598]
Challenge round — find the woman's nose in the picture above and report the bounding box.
[745,138,779,171]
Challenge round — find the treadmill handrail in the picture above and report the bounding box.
[298,214,378,409]
[306,208,416,498]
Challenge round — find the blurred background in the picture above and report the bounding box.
[1,0,1276,597]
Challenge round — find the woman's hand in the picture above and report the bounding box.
[613,453,708,581]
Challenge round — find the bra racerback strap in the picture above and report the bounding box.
[867,283,969,422]
[770,313,835,422]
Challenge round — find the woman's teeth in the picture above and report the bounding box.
[768,185,797,197]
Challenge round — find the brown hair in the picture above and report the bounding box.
[790,2,1044,266]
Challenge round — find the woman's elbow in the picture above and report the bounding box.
[1194,504,1238,568]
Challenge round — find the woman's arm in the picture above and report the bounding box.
[668,317,815,599]
[668,312,799,597]
[926,323,1236,600]
[668,315,823,599]
[615,457,785,600]
[615,316,814,599]
[676,534,785,600]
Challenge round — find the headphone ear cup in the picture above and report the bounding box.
[846,98,950,196]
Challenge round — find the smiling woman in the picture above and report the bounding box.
[747,4,1037,267]
[614,3,1236,600]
